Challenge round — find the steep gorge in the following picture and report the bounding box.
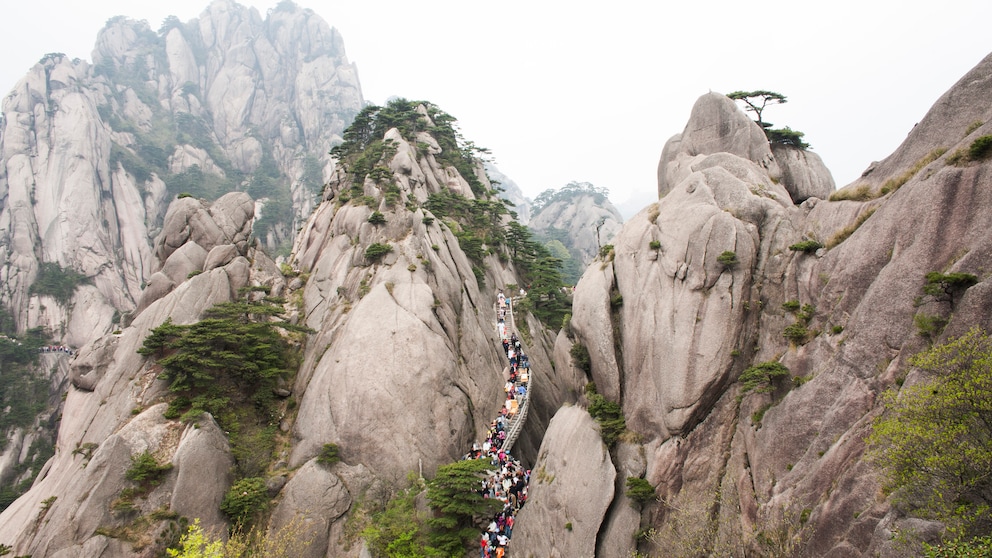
[1,1,991,555]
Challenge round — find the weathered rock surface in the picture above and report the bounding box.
[552,52,992,556]
[0,190,281,555]
[513,405,616,556]
[772,143,836,203]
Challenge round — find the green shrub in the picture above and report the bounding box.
[599,244,615,259]
[924,271,978,299]
[788,240,823,254]
[783,323,810,344]
[177,192,193,199]
[364,243,393,263]
[610,292,623,308]
[570,343,591,373]
[831,325,844,335]
[739,361,790,395]
[782,300,800,312]
[914,313,948,342]
[125,451,172,487]
[426,459,503,553]
[317,443,341,467]
[587,393,626,447]
[367,211,386,225]
[220,477,269,527]
[625,477,656,505]
[752,402,773,424]
[869,329,992,538]
[649,240,661,250]
[968,135,992,160]
[163,396,190,419]
[717,250,738,268]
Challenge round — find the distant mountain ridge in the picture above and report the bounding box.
[528,181,623,283]
[0,0,362,348]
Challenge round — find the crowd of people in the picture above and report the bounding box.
[39,344,75,355]
[461,290,532,558]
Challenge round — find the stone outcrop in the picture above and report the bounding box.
[772,143,835,203]
[547,52,992,556]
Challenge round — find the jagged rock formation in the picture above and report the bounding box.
[531,53,992,556]
[0,0,361,347]
[529,182,623,267]
[0,0,361,503]
[0,193,274,556]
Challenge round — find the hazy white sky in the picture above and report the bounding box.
[2,0,991,209]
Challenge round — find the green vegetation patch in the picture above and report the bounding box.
[30,262,87,304]
[364,243,393,263]
[625,477,656,506]
[570,343,591,373]
[585,383,627,447]
[220,477,269,528]
[139,296,310,521]
[717,250,738,268]
[968,135,992,160]
[788,240,823,254]
[739,361,790,395]
[868,328,992,538]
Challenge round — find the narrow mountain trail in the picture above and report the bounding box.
[464,292,532,557]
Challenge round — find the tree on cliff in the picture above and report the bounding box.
[868,327,992,539]
[728,90,810,149]
[727,90,786,130]
[427,459,503,553]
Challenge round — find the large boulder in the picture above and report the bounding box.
[268,460,355,558]
[772,143,836,203]
[512,405,616,556]
[658,92,782,198]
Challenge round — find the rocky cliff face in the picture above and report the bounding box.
[0,0,361,347]
[0,0,361,501]
[0,191,266,556]
[531,53,992,556]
